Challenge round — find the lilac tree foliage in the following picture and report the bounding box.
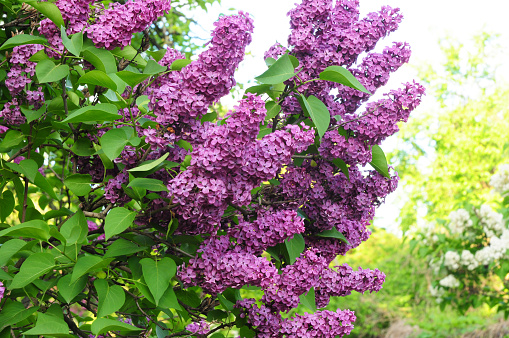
[0,0,423,336]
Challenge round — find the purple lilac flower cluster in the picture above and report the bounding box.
[186,320,210,335]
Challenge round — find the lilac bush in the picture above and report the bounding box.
[0,0,423,336]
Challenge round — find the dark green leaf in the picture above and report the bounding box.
[116,70,150,88]
[20,104,46,123]
[332,158,349,180]
[23,311,71,337]
[83,47,117,73]
[95,279,126,317]
[104,238,146,258]
[0,34,48,51]
[111,45,147,67]
[217,293,234,311]
[369,145,390,178]
[255,54,296,84]
[239,326,256,338]
[34,171,58,199]
[0,238,25,266]
[57,274,87,303]
[265,101,281,121]
[316,227,349,244]
[0,190,14,222]
[71,256,113,283]
[299,95,330,139]
[284,233,305,264]
[104,207,137,240]
[60,26,82,57]
[36,59,69,83]
[5,158,38,183]
[299,287,316,311]
[0,303,39,330]
[0,129,24,152]
[70,138,95,156]
[140,257,176,306]
[26,0,65,28]
[91,318,142,335]
[9,252,55,289]
[319,65,371,94]
[0,220,50,241]
[128,153,169,173]
[60,209,87,245]
[175,289,201,308]
[64,174,92,196]
[62,103,121,123]
[128,178,168,192]
[170,59,192,71]
[78,70,117,91]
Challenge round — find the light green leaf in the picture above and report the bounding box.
[34,171,58,199]
[29,49,50,62]
[0,34,48,51]
[0,303,39,329]
[104,238,146,258]
[71,256,113,283]
[299,287,316,311]
[127,178,168,192]
[299,95,331,139]
[158,286,181,310]
[100,127,131,160]
[64,174,92,196]
[144,59,167,75]
[128,153,169,173]
[91,318,143,335]
[9,252,55,289]
[369,144,390,178]
[315,227,349,244]
[57,274,87,303]
[60,209,88,245]
[36,59,70,83]
[116,70,150,88]
[0,129,24,152]
[20,104,46,123]
[78,70,117,91]
[0,238,25,266]
[319,65,371,94]
[83,47,117,73]
[0,220,50,241]
[111,45,147,67]
[62,103,121,124]
[147,49,167,61]
[170,59,192,71]
[23,310,71,337]
[60,26,82,57]
[95,279,126,317]
[104,207,137,240]
[284,233,305,264]
[26,0,65,28]
[265,101,281,121]
[255,54,296,84]
[5,158,38,183]
[140,257,177,306]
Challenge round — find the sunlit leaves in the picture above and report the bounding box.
[369,145,390,178]
[36,59,70,83]
[255,54,296,84]
[319,65,371,94]
[299,95,331,139]
[104,207,136,240]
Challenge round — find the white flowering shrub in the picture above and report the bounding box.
[411,164,509,314]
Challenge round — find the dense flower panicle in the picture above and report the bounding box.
[448,209,473,234]
[444,251,460,270]
[236,299,283,337]
[186,320,209,335]
[229,209,305,255]
[56,0,94,33]
[490,164,509,195]
[0,281,4,302]
[149,12,254,126]
[87,0,171,49]
[280,309,356,337]
[439,274,460,288]
[479,204,504,237]
[0,99,25,126]
[315,264,386,308]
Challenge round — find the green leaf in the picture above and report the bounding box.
[265,57,276,67]
[23,312,71,337]
[70,138,95,156]
[255,54,296,85]
[91,318,143,335]
[62,103,121,124]
[0,190,14,222]
[104,207,137,240]
[116,70,150,88]
[0,129,24,152]
[319,65,371,94]
[100,127,131,160]
[111,45,147,67]
[284,233,305,264]
[64,174,92,196]
[36,59,70,83]
[95,279,126,317]
[217,293,234,311]
[239,327,256,338]
[26,0,65,28]
[57,274,87,303]
[0,34,48,51]
[144,59,167,75]
[0,238,25,266]
[299,287,316,311]
[71,256,113,283]
[20,104,46,123]
[175,289,201,308]
[78,70,117,91]
[0,303,39,329]
[369,145,390,178]
[60,209,87,245]
[299,95,330,139]
[34,171,58,199]
[315,227,349,244]
[128,178,168,192]
[5,158,38,183]
[83,47,117,73]
[128,153,169,173]
[140,257,176,306]
[29,49,50,62]
[265,101,281,121]
[170,59,192,71]
[0,220,50,241]
[104,238,146,258]
[332,158,349,180]
[9,252,55,289]
[158,286,182,310]
[201,110,217,123]
[147,49,167,62]
[60,26,82,57]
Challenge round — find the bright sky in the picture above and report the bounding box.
[187,0,509,233]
